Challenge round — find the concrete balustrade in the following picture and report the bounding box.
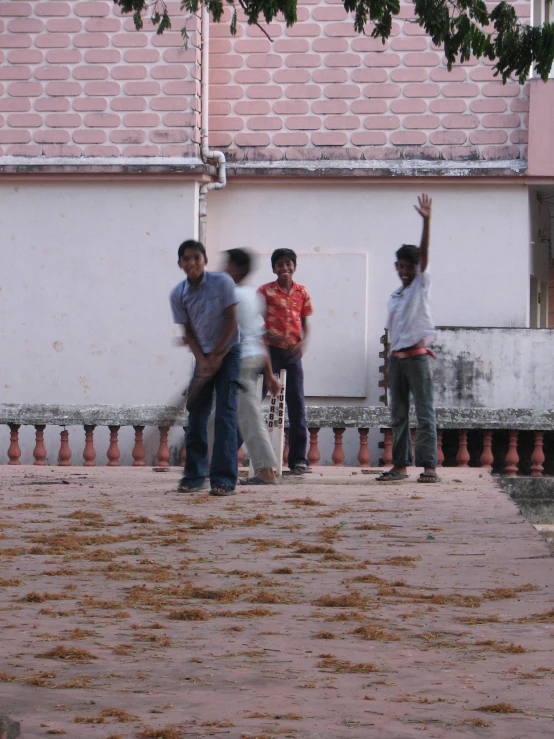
[1,404,553,476]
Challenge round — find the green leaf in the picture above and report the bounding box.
[112,0,554,83]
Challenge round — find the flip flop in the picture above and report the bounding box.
[176,482,206,493]
[417,472,440,483]
[376,470,409,482]
[240,477,278,486]
[210,486,237,497]
[293,464,313,475]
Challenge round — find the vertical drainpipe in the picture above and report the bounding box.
[199,3,226,247]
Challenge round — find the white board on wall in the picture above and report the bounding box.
[246,253,368,398]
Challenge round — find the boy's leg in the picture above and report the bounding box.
[407,355,438,473]
[238,354,277,480]
[182,375,215,489]
[389,356,413,471]
[284,352,309,471]
[210,346,241,491]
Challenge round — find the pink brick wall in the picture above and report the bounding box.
[208,0,530,162]
[0,0,200,158]
[0,0,531,163]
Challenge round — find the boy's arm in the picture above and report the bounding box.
[263,352,280,396]
[301,316,310,342]
[414,193,432,273]
[184,323,208,371]
[204,304,238,374]
[295,289,313,355]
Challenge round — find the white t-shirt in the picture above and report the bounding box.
[386,269,436,352]
[236,285,266,359]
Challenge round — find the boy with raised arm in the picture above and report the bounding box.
[377,194,439,484]
[169,239,241,497]
[258,248,313,475]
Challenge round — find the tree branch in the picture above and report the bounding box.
[113,0,554,83]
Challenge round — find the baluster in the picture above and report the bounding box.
[332,428,345,466]
[58,428,71,466]
[436,430,444,467]
[8,423,21,465]
[156,426,170,468]
[530,431,545,478]
[357,428,370,468]
[33,425,47,466]
[505,430,519,476]
[107,425,121,467]
[411,428,416,459]
[307,428,320,466]
[456,429,470,468]
[83,425,96,466]
[382,428,393,467]
[238,445,245,467]
[132,425,146,467]
[283,428,289,465]
[480,430,493,470]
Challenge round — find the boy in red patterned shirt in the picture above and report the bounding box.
[258,249,313,474]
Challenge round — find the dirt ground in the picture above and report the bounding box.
[0,465,553,739]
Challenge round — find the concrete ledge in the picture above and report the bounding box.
[0,156,210,177]
[227,159,527,179]
[0,403,553,430]
[0,157,526,179]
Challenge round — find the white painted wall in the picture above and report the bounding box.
[208,181,531,408]
[0,180,199,464]
[246,252,369,397]
[0,179,532,466]
[208,182,530,465]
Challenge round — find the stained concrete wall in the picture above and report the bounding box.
[433,327,554,410]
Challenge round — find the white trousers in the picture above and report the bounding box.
[238,354,277,472]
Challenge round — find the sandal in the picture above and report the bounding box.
[417,472,440,483]
[177,482,206,493]
[376,469,409,482]
[210,486,237,497]
[293,464,312,475]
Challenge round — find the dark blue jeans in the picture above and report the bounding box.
[389,354,437,469]
[267,346,309,471]
[182,345,241,489]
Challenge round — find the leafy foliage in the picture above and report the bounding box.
[113,0,554,82]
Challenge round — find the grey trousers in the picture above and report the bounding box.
[238,354,277,471]
[389,354,438,469]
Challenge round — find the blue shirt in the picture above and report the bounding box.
[169,271,239,353]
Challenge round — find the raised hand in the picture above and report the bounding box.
[415,193,432,219]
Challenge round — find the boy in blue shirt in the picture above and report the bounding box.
[170,239,241,496]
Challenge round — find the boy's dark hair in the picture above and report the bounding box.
[178,239,207,261]
[271,248,297,268]
[396,244,420,265]
[225,248,253,278]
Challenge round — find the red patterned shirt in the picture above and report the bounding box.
[258,281,313,350]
